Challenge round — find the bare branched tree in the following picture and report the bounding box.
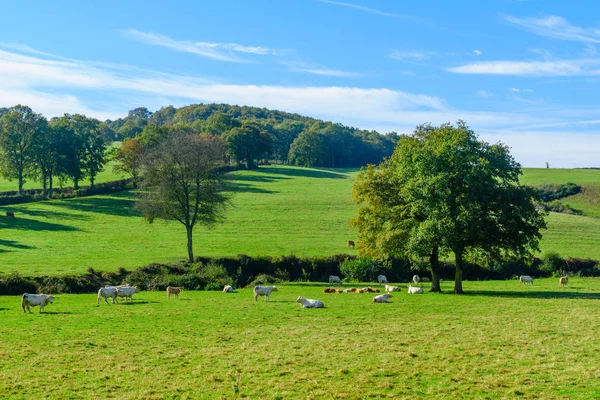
[137,133,229,262]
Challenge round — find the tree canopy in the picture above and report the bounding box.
[353,122,547,293]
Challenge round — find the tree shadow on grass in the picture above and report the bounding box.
[41,311,73,315]
[229,174,290,183]
[257,166,348,179]
[0,216,79,232]
[9,208,89,222]
[52,192,139,218]
[464,290,600,300]
[226,182,278,194]
[118,300,159,305]
[0,239,34,251]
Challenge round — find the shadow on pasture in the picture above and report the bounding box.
[41,311,73,315]
[0,307,8,311]
[229,174,290,183]
[257,166,348,180]
[0,239,35,251]
[0,216,78,232]
[118,300,159,305]
[226,182,278,194]
[52,192,138,218]
[465,290,600,300]
[11,208,89,222]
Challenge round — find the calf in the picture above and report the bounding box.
[6,211,15,219]
[559,275,569,287]
[385,285,401,292]
[167,286,183,299]
[296,296,325,308]
[407,285,424,294]
[373,293,392,303]
[98,286,119,304]
[328,275,342,285]
[22,293,54,313]
[377,275,388,285]
[253,285,278,302]
[223,285,234,293]
[519,275,534,285]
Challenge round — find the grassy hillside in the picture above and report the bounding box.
[1,165,599,276]
[1,279,600,399]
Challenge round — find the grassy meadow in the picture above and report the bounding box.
[1,279,599,399]
[1,166,599,275]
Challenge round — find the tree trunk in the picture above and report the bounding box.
[18,170,24,195]
[42,174,48,198]
[429,246,442,292]
[90,174,95,188]
[74,177,79,190]
[186,224,194,263]
[48,173,54,198]
[454,249,464,294]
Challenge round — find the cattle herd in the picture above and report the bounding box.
[17,273,566,314]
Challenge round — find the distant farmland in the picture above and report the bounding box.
[1,166,599,276]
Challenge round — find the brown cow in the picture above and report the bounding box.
[347,240,355,249]
[166,286,183,299]
[6,212,15,219]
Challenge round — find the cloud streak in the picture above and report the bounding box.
[448,59,600,76]
[316,0,414,19]
[505,15,600,43]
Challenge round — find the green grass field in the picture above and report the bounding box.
[1,279,599,399]
[1,165,599,276]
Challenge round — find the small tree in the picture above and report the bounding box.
[113,137,143,185]
[137,134,229,262]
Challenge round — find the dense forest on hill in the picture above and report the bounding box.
[105,104,399,168]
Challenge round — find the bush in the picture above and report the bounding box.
[0,273,37,295]
[537,182,581,202]
[541,252,566,276]
[339,258,389,282]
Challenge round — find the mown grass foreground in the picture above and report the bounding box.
[1,279,599,399]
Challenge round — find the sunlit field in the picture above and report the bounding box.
[1,278,599,399]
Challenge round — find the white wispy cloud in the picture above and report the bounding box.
[122,29,285,63]
[583,44,598,56]
[389,50,435,61]
[316,0,414,19]
[448,59,600,76]
[477,90,492,98]
[528,48,552,58]
[473,50,483,55]
[509,88,534,93]
[505,15,600,43]
[279,60,363,77]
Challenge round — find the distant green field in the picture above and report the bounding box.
[1,165,599,276]
[1,279,599,399]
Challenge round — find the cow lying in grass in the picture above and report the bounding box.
[296,296,324,308]
[223,285,234,293]
[22,293,54,313]
[373,293,392,303]
[407,285,424,294]
[385,285,401,292]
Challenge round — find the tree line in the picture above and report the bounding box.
[0,106,108,196]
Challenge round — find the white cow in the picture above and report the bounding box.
[377,275,388,285]
[22,293,54,313]
[98,286,119,304]
[373,293,392,303]
[385,285,401,292]
[407,285,424,294]
[296,296,325,308]
[519,275,534,285]
[253,285,278,302]
[223,285,234,293]
[412,275,421,284]
[559,275,569,287]
[116,286,139,302]
[328,275,342,285]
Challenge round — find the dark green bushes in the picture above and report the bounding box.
[537,182,581,202]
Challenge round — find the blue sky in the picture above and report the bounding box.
[0,0,599,167]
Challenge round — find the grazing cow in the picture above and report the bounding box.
[385,285,401,292]
[167,286,183,299]
[296,296,325,308]
[519,275,534,285]
[377,275,388,285]
[6,211,15,219]
[421,277,430,282]
[373,293,392,303]
[347,240,355,249]
[22,293,54,313]
[223,285,234,293]
[328,275,342,285]
[412,275,420,284]
[407,285,424,294]
[559,275,569,287]
[98,286,119,304]
[116,286,139,302]
[253,285,278,302]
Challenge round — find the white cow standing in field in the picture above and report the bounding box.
[223,285,234,293]
[407,285,424,294]
[377,275,388,285]
[22,293,54,313]
[519,275,534,285]
[98,286,119,304]
[328,275,342,285]
[116,286,140,302]
[373,293,392,303]
[296,296,325,308]
[253,285,278,302]
[412,275,421,284]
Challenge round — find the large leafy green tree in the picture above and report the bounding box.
[288,130,329,167]
[0,105,47,194]
[353,122,546,294]
[203,112,240,135]
[137,134,229,262]
[32,122,63,197]
[222,122,271,169]
[113,137,143,186]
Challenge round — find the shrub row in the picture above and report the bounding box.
[1,253,598,296]
[0,178,135,206]
[536,182,581,202]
